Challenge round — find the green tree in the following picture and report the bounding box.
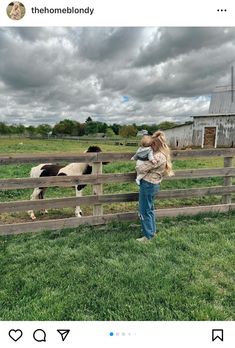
[110,123,120,135]
[75,122,85,136]
[53,119,76,135]
[11,124,25,134]
[84,121,108,135]
[119,125,137,137]
[36,124,52,136]
[157,121,178,130]
[97,122,108,133]
[26,126,36,136]
[85,116,93,123]
[0,122,9,134]
[84,121,98,135]
[106,127,115,137]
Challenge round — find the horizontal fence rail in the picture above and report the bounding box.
[0,148,234,235]
[1,186,235,214]
[0,148,235,164]
[1,204,235,236]
[0,168,235,190]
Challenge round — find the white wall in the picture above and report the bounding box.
[164,124,193,148]
[193,115,235,147]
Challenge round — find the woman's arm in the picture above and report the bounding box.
[137,153,166,174]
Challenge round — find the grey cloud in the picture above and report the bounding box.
[8,27,69,42]
[73,27,145,62]
[0,27,234,126]
[134,27,235,67]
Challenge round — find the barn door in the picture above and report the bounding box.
[203,127,216,148]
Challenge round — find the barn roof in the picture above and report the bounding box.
[193,113,235,118]
[164,122,193,130]
[171,122,193,128]
[209,85,235,114]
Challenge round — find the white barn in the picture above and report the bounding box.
[164,85,235,148]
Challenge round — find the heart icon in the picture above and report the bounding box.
[8,329,23,342]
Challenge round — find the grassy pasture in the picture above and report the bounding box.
[0,138,234,320]
[0,137,234,224]
[0,212,234,320]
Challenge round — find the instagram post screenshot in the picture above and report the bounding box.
[0,0,234,347]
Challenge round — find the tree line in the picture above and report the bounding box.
[0,117,178,138]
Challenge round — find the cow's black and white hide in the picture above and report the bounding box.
[28,146,103,220]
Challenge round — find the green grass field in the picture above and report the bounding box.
[0,212,234,320]
[0,137,234,320]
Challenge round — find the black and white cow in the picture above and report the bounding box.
[28,146,103,220]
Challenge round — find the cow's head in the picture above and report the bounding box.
[86,145,102,153]
[86,145,109,165]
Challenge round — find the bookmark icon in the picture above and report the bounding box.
[212,329,223,342]
[57,329,70,342]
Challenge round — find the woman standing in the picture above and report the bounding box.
[135,131,174,242]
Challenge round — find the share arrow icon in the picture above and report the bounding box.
[57,329,70,342]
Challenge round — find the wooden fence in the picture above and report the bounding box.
[0,148,235,236]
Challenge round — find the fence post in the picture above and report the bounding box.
[92,161,103,216]
[222,157,233,204]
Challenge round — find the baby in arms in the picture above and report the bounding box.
[131,135,158,185]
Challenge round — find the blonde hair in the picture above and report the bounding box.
[10,2,21,19]
[140,135,153,147]
[151,131,174,176]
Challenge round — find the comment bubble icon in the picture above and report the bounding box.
[33,329,46,342]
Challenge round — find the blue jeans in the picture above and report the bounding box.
[138,179,160,239]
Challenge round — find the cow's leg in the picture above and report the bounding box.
[39,188,48,214]
[75,186,83,217]
[28,187,47,220]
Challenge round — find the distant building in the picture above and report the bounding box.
[137,129,149,136]
[164,84,235,148]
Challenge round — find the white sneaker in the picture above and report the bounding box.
[136,236,150,243]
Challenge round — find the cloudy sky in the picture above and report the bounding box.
[0,27,235,126]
